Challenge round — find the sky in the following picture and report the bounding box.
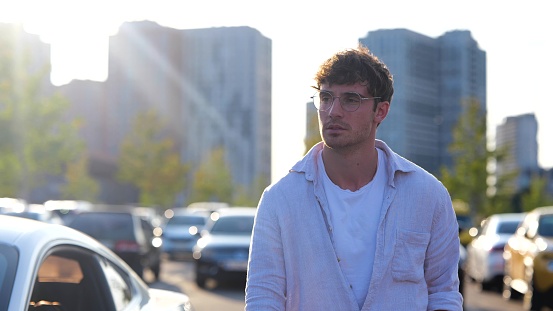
[1,0,551,183]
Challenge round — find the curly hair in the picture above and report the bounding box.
[313,44,394,109]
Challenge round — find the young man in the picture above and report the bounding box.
[245,45,462,310]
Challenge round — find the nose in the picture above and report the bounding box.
[327,97,343,116]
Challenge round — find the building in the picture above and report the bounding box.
[59,21,272,204]
[495,113,539,193]
[358,29,486,175]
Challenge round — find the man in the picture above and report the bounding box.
[245,45,462,310]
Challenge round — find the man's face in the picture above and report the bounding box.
[318,82,387,151]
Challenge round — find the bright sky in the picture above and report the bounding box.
[2,0,552,183]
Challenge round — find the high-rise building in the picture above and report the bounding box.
[495,113,539,192]
[359,29,486,175]
[59,21,272,204]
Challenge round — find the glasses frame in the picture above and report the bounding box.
[311,91,381,112]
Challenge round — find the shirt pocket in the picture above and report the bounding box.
[391,229,430,283]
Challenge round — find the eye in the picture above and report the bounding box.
[343,93,361,104]
[319,92,333,103]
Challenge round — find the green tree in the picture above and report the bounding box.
[304,109,321,154]
[117,110,189,208]
[60,154,99,202]
[521,175,553,212]
[189,147,233,204]
[440,98,491,219]
[0,25,85,200]
[233,173,269,206]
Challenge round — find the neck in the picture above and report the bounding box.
[322,145,378,191]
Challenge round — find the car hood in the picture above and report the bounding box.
[144,288,193,311]
[163,226,195,237]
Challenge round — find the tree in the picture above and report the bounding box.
[521,175,553,212]
[117,110,189,208]
[189,147,233,204]
[440,98,492,219]
[60,154,99,202]
[233,173,270,206]
[304,108,321,154]
[0,25,85,200]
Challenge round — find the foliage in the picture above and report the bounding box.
[60,154,99,202]
[117,110,189,208]
[189,147,233,204]
[521,175,553,212]
[233,173,269,207]
[304,108,321,154]
[0,26,85,200]
[440,98,491,218]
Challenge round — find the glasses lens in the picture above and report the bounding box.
[313,91,333,111]
[340,92,362,112]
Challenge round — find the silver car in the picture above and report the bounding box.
[0,215,194,311]
[465,212,524,291]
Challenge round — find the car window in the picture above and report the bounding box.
[69,213,135,241]
[30,248,114,311]
[0,244,18,311]
[99,257,133,311]
[538,215,553,237]
[210,216,254,234]
[496,221,520,234]
[168,215,206,226]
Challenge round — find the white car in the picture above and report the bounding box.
[0,215,194,311]
[465,212,525,291]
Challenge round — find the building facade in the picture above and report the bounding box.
[61,21,272,204]
[495,113,539,193]
[359,29,486,175]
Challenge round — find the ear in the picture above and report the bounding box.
[374,101,390,123]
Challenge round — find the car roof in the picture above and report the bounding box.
[530,205,553,215]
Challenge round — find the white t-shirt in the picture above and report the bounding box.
[318,148,387,308]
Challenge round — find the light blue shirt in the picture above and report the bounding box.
[246,140,463,311]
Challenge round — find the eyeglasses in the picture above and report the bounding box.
[311,91,381,112]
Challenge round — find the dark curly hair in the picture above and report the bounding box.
[313,44,394,110]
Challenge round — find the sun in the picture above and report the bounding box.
[1,0,123,85]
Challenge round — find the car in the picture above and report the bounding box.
[3,208,64,225]
[0,215,194,311]
[161,211,208,260]
[67,209,163,281]
[465,213,525,291]
[192,207,256,288]
[503,206,553,310]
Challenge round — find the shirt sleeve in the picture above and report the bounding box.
[245,188,287,311]
[425,185,464,311]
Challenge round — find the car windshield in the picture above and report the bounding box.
[210,216,254,235]
[69,213,135,241]
[497,221,520,234]
[167,215,205,226]
[538,215,553,237]
[0,244,18,310]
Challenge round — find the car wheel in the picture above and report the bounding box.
[196,275,206,288]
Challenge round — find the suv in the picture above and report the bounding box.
[503,206,553,310]
[67,210,162,281]
[192,207,256,288]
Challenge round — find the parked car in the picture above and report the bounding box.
[192,207,256,288]
[465,213,525,291]
[162,211,208,260]
[0,215,194,311]
[503,206,553,310]
[67,209,162,281]
[3,209,64,225]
